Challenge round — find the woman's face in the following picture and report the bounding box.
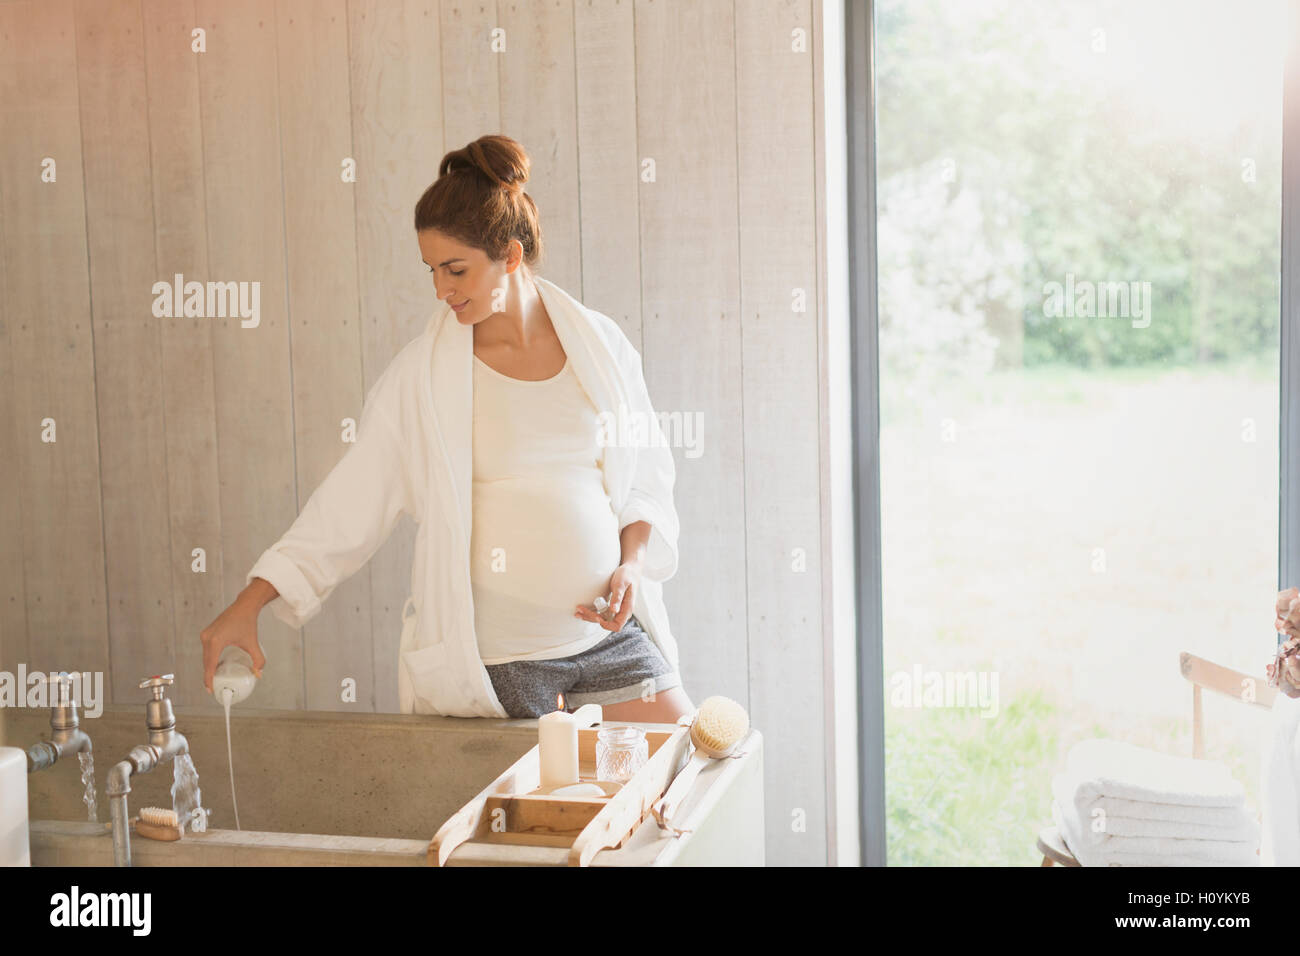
[417,229,515,326]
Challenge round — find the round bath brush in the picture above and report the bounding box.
[133,807,182,842]
[651,695,750,834]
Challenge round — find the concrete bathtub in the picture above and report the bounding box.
[6,706,764,866]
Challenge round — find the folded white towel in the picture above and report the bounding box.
[1065,738,1245,808]
[1064,790,1252,827]
[1091,815,1258,842]
[1051,773,1258,842]
[1051,739,1261,867]
[1053,801,1259,867]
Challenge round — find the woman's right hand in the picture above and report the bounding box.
[201,595,267,694]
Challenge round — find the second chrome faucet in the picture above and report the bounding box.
[106,674,190,868]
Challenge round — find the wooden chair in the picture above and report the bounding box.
[1037,651,1277,866]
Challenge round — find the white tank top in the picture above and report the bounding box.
[470,351,622,664]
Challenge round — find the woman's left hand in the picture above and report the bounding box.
[575,562,641,631]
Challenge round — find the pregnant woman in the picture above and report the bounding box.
[200,134,693,723]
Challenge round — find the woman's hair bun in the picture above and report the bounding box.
[441,134,530,196]
[416,134,543,270]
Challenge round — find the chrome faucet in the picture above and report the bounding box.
[25,672,93,772]
[106,674,190,867]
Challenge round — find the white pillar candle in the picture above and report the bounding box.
[538,700,579,789]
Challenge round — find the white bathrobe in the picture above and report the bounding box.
[245,276,681,717]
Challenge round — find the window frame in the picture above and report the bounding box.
[850,0,1300,867]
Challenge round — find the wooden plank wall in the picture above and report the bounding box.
[347,0,443,714]
[0,0,110,694]
[0,8,25,721]
[277,0,371,710]
[737,0,825,869]
[0,0,829,865]
[142,0,222,712]
[77,0,175,707]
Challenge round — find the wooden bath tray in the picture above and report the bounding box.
[429,720,692,867]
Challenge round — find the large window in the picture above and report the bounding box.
[875,0,1287,865]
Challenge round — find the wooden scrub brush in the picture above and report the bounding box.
[133,807,182,841]
[651,695,750,835]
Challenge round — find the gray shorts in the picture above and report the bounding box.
[484,615,682,718]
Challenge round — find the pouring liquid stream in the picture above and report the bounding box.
[79,751,97,823]
[222,688,241,831]
[211,645,256,831]
[170,753,203,833]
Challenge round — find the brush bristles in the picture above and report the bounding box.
[692,696,749,754]
[139,807,179,828]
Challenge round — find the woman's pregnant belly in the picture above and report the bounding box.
[470,470,622,660]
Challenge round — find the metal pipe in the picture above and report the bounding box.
[25,741,58,774]
[107,739,189,867]
[106,759,136,868]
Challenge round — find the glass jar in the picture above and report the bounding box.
[595,725,648,783]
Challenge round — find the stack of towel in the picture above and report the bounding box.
[1051,739,1260,866]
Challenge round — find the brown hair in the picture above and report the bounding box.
[413,134,543,271]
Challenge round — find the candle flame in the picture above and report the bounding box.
[557,692,566,712]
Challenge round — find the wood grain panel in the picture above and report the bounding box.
[498,0,581,294]
[810,0,852,866]
[75,0,177,703]
[195,0,300,706]
[276,0,369,711]
[140,0,224,711]
[574,0,641,344]
[0,0,110,685]
[0,121,26,676]
[633,0,748,705]
[736,0,824,866]
[440,0,501,148]
[347,0,443,713]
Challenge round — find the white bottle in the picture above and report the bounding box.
[212,646,258,706]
